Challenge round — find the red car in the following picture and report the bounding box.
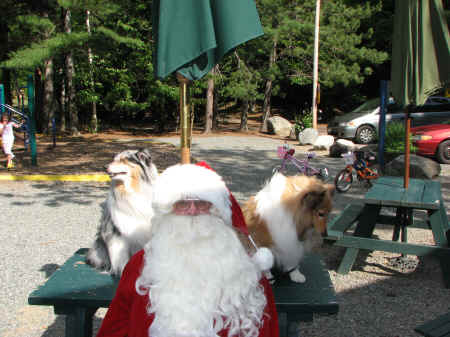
[412,124,450,164]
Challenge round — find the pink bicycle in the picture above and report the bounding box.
[273,144,329,181]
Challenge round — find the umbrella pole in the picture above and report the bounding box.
[177,73,191,164]
[404,105,410,189]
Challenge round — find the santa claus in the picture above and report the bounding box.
[96,162,279,337]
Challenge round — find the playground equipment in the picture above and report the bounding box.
[0,77,37,165]
[0,102,30,148]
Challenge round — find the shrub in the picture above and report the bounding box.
[294,109,313,134]
[384,121,417,154]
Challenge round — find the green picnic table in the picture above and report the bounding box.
[28,248,338,337]
[327,176,450,287]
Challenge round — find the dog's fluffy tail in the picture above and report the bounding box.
[86,237,111,272]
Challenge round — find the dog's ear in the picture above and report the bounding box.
[137,148,153,167]
[302,189,327,210]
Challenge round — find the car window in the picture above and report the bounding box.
[426,97,450,105]
[386,103,402,114]
[352,98,379,112]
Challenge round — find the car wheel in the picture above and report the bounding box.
[356,125,376,144]
[436,140,450,164]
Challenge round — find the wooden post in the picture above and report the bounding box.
[311,0,321,130]
[177,73,191,164]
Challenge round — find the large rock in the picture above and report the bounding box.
[267,116,293,137]
[384,154,441,179]
[329,139,356,157]
[313,135,335,151]
[289,127,298,140]
[298,128,319,145]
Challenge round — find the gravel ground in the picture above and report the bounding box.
[1,135,449,337]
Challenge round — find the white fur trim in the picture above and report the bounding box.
[152,164,232,225]
[252,247,274,271]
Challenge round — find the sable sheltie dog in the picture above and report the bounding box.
[242,173,334,283]
[86,148,158,276]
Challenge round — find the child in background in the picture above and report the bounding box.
[0,114,22,169]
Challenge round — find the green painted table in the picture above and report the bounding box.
[28,249,338,337]
[330,176,450,287]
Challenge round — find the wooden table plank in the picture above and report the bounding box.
[422,180,443,207]
[364,177,440,210]
[28,248,118,309]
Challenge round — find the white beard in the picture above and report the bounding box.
[136,213,267,337]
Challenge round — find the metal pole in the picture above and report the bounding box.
[0,84,4,114]
[311,0,321,130]
[27,75,38,166]
[378,80,388,172]
[176,73,191,164]
[404,105,410,189]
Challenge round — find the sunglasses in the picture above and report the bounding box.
[173,199,213,214]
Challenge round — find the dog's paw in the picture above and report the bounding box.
[289,269,306,283]
[264,270,276,284]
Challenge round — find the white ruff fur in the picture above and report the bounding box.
[254,173,305,274]
[136,213,266,337]
[108,181,154,246]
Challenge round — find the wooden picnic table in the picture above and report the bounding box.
[327,176,450,287]
[28,248,338,337]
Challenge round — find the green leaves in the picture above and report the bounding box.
[96,27,145,49]
[2,32,89,69]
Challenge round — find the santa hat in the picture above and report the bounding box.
[151,161,274,271]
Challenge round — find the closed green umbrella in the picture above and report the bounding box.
[390,0,450,187]
[153,0,263,162]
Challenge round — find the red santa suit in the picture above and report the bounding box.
[96,162,279,337]
[96,250,279,337]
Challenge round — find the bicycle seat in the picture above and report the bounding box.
[287,149,295,156]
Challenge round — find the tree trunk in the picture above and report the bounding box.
[260,40,277,133]
[86,10,97,133]
[64,8,78,135]
[34,68,43,133]
[0,21,12,105]
[3,70,12,105]
[59,67,66,132]
[42,58,55,134]
[204,68,215,134]
[213,88,219,130]
[240,100,249,131]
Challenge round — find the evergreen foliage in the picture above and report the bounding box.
[0,0,407,133]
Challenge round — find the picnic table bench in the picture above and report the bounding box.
[415,312,450,337]
[28,248,338,337]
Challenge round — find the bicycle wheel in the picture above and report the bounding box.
[335,169,353,193]
[309,167,329,181]
[316,167,329,181]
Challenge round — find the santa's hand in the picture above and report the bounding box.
[251,247,274,271]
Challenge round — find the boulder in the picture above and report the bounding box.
[298,128,319,145]
[313,135,335,151]
[289,127,298,140]
[267,116,293,137]
[384,154,441,179]
[329,139,356,157]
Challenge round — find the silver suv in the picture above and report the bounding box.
[327,96,450,144]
